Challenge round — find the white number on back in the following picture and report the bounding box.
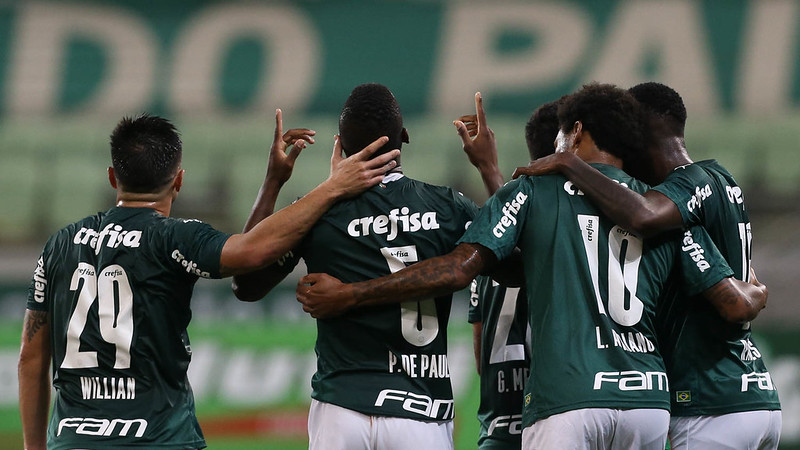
[61,263,134,369]
[578,215,644,326]
[488,286,529,364]
[380,246,439,347]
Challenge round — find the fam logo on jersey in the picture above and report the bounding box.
[374,389,454,420]
[347,207,439,241]
[675,390,691,403]
[686,184,712,212]
[171,249,211,278]
[57,417,148,438]
[32,256,47,303]
[73,223,142,255]
[681,230,711,272]
[492,191,528,238]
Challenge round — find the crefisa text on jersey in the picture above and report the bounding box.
[348,207,439,241]
[388,351,450,378]
[73,223,142,254]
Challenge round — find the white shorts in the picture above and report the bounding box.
[669,410,782,450]
[307,399,454,450]
[521,407,669,450]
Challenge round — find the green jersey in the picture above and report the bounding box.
[468,277,529,449]
[27,207,230,449]
[457,165,733,427]
[652,160,781,416]
[278,175,478,421]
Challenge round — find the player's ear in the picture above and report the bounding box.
[107,167,118,189]
[572,121,583,148]
[401,128,409,144]
[173,169,184,192]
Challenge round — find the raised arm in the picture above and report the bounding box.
[296,243,497,319]
[220,135,399,276]
[702,267,767,323]
[232,110,313,300]
[19,309,51,450]
[513,152,681,238]
[454,92,504,196]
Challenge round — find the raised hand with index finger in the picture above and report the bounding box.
[453,92,504,195]
[266,108,316,188]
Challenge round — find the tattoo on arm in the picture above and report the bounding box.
[24,310,48,343]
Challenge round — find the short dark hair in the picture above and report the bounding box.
[628,82,686,136]
[557,83,644,162]
[338,83,403,157]
[525,99,560,160]
[109,114,182,193]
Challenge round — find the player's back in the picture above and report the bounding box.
[30,206,228,449]
[459,163,731,428]
[295,174,477,421]
[652,160,781,416]
[469,277,529,448]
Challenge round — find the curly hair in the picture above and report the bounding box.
[557,83,644,163]
[628,82,687,136]
[109,114,182,193]
[339,83,404,157]
[525,99,561,160]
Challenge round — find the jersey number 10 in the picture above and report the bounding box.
[578,215,645,327]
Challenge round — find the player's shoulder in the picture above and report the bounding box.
[405,177,478,208]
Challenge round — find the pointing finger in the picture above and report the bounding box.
[273,109,283,143]
[475,92,488,131]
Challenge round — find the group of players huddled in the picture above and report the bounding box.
[20,81,781,450]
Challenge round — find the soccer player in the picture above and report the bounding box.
[514,81,781,448]
[454,95,560,449]
[296,83,768,449]
[232,83,483,450]
[17,112,399,450]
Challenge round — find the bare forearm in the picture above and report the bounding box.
[242,178,284,232]
[479,166,504,197]
[19,364,50,450]
[19,310,50,450]
[703,277,767,323]
[351,244,492,307]
[232,178,290,298]
[222,181,341,274]
[560,159,661,236]
[232,263,292,301]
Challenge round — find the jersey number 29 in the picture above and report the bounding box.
[61,263,134,369]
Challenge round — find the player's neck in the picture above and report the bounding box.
[576,146,622,169]
[115,192,173,216]
[650,135,692,181]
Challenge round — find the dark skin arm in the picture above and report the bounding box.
[232,110,313,301]
[516,153,767,323]
[18,309,51,450]
[296,243,497,319]
[513,152,681,238]
[454,92,504,196]
[703,268,767,323]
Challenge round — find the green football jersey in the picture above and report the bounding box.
[652,160,781,416]
[468,277,529,449]
[278,175,478,421]
[457,164,733,427]
[26,206,230,449]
